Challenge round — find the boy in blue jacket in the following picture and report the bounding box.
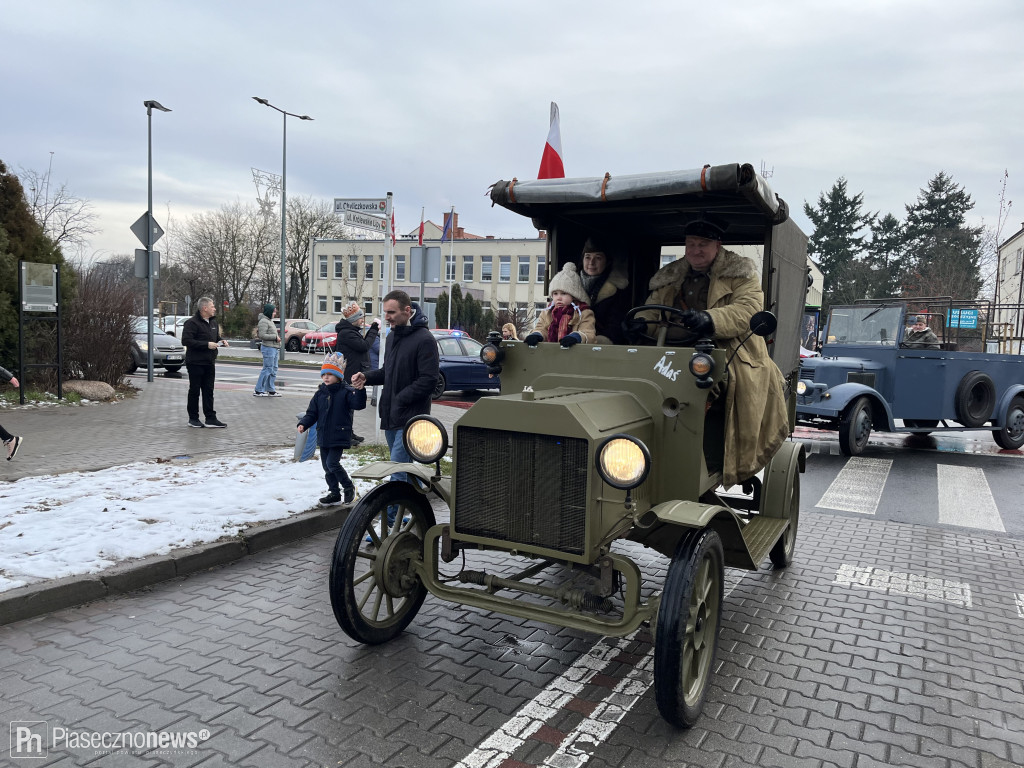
[297,354,367,505]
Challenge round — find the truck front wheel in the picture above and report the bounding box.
[839,397,872,456]
[993,395,1024,450]
[654,528,724,728]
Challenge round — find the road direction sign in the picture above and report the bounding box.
[335,198,388,215]
[131,212,165,247]
[344,210,388,234]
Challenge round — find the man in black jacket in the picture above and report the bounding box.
[351,290,438,483]
[181,297,229,428]
[334,301,381,445]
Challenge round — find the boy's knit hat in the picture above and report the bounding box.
[342,301,364,324]
[548,262,587,303]
[263,303,275,319]
[321,353,346,379]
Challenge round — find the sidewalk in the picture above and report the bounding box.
[0,372,466,624]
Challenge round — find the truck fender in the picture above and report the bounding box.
[995,385,1024,426]
[820,383,896,431]
[635,500,746,562]
[351,461,452,505]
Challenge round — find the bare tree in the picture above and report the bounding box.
[177,201,262,306]
[18,165,98,255]
[285,196,352,317]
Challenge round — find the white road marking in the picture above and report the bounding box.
[456,572,745,768]
[816,457,892,515]
[936,464,1006,532]
[1016,594,1024,619]
[833,563,972,608]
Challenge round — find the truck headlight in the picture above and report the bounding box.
[797,380,808,395]
[596,434,651,490]
[404,416,448,463]
[480,343,504,365]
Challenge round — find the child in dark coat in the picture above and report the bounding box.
[297,354,367,505]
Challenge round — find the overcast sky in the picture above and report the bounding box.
[3,0,1023,261]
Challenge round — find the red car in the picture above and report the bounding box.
[301,322,339,353]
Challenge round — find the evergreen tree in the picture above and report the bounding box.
[803,178,871,309]
[865,213,906,298]
[901,172,983,300]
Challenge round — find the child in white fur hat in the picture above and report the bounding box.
[524,263,597,347]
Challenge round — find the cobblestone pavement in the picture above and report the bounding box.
[2,508,1022,767]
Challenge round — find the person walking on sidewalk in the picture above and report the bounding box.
[181,297,229,428]
[297,354,367,505]
[0,364,23,460]
[254,304,282,397]
[333,301,380,444]
[350,290,439,484]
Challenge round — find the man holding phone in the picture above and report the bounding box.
[181,296,230,428]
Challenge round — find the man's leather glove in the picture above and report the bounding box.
[680,309,714,336]
[622,317,649,340]
[524,332,543,347]
[369,321,379,331]
[559,332,582,348]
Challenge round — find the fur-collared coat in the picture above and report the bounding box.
[586,263,631,345]
[533,302,597,343]
[641,248,790,486]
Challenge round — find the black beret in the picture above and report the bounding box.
[684,219,725,240]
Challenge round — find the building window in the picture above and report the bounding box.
[463,255,474,282]
[1017,248,1023,275]
[319,254,328,279]
[349,257,358,280]
[499,255,511,283]
[536,258,545,283]
[518,256,530,282]
[363,299,373,316]
[535,301,547,311]
[445,254,456,282]
[498,302,509,313]
[333,296,343,314]
[364,255,374,280]
[396,255,406,282]
[481,256,493,282]
[318,295,327,313]
[334,256,343,279]
[660,254,676,269]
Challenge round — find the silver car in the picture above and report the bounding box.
[129,317,185,374]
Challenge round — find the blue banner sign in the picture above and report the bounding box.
[946,308,979,329]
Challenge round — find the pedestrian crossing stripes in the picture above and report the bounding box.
[936,465,1005,532]
[816,457,892,515]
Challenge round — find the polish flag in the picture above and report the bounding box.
[417,207,425,246]
[537,102,565,179]
[390,211,396,246]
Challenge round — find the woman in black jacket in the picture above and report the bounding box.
[334,302,380,443]
[578,236,631,344]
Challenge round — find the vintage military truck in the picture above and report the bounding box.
[796,300,1024,454]
[329,164,809,728]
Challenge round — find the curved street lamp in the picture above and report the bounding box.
[143,100,171,382]
[252,97,313,361]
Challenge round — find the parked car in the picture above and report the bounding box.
[129,317,185,374]
[251,318,320,351]
[301,322,340,354]
[431,329,500,399]
[160,316,189,337]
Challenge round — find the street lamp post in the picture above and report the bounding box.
[143,100,171,382]
[253,97,313,361]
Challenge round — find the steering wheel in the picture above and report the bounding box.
[624,305,702,347]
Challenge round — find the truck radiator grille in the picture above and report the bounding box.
[798,366,815,382]
[454,427,588,555]
[847,371,876,388]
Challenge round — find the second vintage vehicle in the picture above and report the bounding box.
[328,163,809,728]
[796,299,1024,454]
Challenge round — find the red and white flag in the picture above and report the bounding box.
[418,207,425,246]
[390,211,396,246]
[537,101,565,179]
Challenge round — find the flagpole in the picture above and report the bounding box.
[447,205,455,329]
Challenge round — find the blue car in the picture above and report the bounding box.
[431,330,500,399]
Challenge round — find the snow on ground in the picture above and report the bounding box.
[0,449,381,592]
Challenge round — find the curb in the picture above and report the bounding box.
[0,504,351,627]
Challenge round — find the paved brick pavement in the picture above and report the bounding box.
[1,512,1022,767]
[0,367,465,482]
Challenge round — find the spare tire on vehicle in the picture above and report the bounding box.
[954,370,996,427]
